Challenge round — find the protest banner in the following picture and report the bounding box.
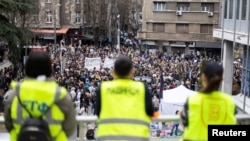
[103,57,115,69]
[84,57,101,70]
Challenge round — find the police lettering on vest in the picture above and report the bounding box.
[22,100,49,113]
[107,87,139,95]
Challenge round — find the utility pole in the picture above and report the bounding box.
[54,2,61,54]
[54,8,56,54]
[107,0,112,43]
[117,14,120,56]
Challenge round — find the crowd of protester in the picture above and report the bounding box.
[0,43,243,115]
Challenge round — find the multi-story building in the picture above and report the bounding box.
[137,0,221,55]
[27,0,137,46]
[28,0,101,45]
[213,0,250,113]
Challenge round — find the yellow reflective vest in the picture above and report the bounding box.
[10,80,68,141]
[97,79,151,141]
[182,91,237,141]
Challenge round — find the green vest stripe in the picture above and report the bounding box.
[12,83,63,124]
[98,135,149,141]
[98,118,149,127]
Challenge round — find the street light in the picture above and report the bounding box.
[53,3,61,54]
[60,39,64,74]
[117,14,120,57]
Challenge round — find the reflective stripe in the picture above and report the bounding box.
[98,118,149,127]
[13,83,23,124]
[182,139,207,141]
[98,135,149,141]
[13,84,63,124]
[46,86,62,124]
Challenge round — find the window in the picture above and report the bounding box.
[241,0,247,20]
[224,0,228,18]
[46,11,52,23]
[95,15,99,24]
[153,23,165,32]
[229,0,233,19]
[33,11,39,22]
[236,0,240,20]
[76,0,80,4]
[176,24,189,33]
[14,17,17,23]
[201,3,214,12]
[45,0,52,3]
[76,11,81,24]
[200,24,213,33]
[177,3,190,12]
[153,2,166,11]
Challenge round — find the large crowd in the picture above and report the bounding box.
[0,43,243,115]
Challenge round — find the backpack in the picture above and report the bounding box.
[16,84,53,141]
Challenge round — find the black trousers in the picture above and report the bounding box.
[77,124,79,137]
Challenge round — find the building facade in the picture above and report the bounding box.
[213,0,250,113]
[24,0,138,46]
[137,0,221,54]
[26,0,102,45]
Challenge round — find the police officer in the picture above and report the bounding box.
[181,62,237,141]
[96,56,156,141]
[4,51,76,141]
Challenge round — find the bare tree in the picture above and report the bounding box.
[84,0,133,45]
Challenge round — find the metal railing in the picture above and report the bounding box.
[1,114,250,141]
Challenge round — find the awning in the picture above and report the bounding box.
[31,27,69,34]
[195,42,221,49]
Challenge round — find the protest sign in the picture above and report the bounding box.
[103,57,115,69]
[84,57,101,70]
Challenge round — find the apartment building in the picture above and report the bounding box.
[213,0,250,113]
[28,0,101,45]
[137,0,220,54]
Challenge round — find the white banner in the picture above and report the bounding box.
[84,57,101,70]
[103,57,115,69]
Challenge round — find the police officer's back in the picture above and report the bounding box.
[4,51,76,141]
[96,56,155,141]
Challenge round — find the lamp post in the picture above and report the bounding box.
[117,14,120,57]
[53,8,56,54]
[60,39,64,74]
[53,3,61,54]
